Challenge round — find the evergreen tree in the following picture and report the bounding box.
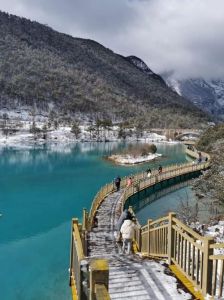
[86,125,95,139]
[71,122,81,139]
[2,113,9,139]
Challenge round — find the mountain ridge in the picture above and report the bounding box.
[163,74,224,121]
[0,10,209,128]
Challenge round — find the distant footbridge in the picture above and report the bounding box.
[150,128,202,140]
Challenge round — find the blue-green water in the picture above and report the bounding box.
[136,186,196,224]
[0,142,188,300]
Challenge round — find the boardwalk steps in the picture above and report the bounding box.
[87,189,191,300]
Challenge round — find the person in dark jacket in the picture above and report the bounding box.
[114,176,121,191]
[158,165,163,174]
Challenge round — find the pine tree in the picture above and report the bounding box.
[71,122,81,139]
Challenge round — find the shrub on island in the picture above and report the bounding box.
[121,143,157,157]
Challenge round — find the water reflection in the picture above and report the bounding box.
[126,172,201,224]
[135,185,196,225]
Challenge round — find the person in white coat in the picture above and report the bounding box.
[120,216,137,254]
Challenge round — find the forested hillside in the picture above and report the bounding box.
[0,11,209,128]
[194,124,224,209]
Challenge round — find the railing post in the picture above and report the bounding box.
[147,219,153,255]
[69,218,75,286]
[202,237,214,297]
[89,259,109,300]
[137,227,142,252]
[70,218,84,299]
[129,205,141,251]
[167,212,176,265]
[83,208,87,230]
[82,208,88,256]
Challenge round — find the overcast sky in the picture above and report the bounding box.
[0,0,224,79]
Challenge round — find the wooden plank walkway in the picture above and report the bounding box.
[88,189,192,300]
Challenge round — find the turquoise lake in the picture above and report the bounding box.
[0,142,190,300]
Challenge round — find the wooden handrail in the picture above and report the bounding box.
[172,217,205,241]
[73,223,85,261]
[149,224,168,231]
[87,158,210,229]
[70,220,111,300]
[150,216,169,226]
[172,224,204,250]
[139,210,224,298]
[210,243,224,249]
[69,219,86,299]
[209,255,224,260]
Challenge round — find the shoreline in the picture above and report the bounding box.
[0,128,182,150]
[0,138,181,151]
[107,153,162,165]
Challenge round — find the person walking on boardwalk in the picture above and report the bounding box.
[114,175,121,191]
[158,165,162,174]
[197,152,202,163]
[146,168,152,177]
[127,177,133,187]
[115,209,133,232]
[120,215,137,255]
[114,209,133,254]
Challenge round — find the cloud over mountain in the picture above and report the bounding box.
[0,0,224,79]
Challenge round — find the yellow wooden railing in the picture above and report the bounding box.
[139,212,224,299]
[69,219,85,300]
[70,146,212,299]
[209,244,224,298]
[131,179,192,212]
[119,161,209,214]
[88,158,210,229]
[69,219,110,300]
[71,211,224,299]
[141,215,169,258]
[185,147,210,161]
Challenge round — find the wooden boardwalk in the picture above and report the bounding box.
[70,155,220,299]
[88,189,191,300]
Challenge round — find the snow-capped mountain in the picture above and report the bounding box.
[163,75,224,120]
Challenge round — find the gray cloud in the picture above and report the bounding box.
[0,0,224,79]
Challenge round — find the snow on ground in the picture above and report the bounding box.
[108,153,162,165]
[191,219,224,257]
[204,221,224,255]
[0,120,170,149]
[143,260,192,299]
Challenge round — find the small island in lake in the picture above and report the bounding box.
[108,143,162,165]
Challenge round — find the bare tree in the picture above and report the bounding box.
[177,199,199,225]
